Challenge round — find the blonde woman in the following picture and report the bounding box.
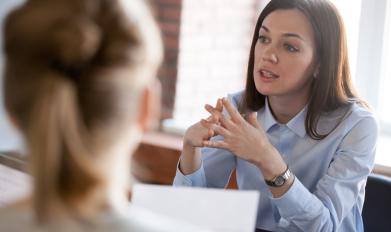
[0,0,202,231]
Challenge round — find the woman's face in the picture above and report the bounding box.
[253,9,318,101]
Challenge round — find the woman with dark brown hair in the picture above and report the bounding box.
[174,0,378,231]
[0,0,203,231]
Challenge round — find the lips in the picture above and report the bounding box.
[258,69,279,79]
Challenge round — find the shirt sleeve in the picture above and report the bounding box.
[172,159,207,187]
[173,136,237,188]
[271,115,378,232]
[173,93,241,188]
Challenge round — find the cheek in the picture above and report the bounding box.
[285,53,315,81]
[253,43,262,64]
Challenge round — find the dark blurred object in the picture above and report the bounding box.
[132,132,182,184]
[362,174,391,232]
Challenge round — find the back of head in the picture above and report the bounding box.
[3,0,162,222]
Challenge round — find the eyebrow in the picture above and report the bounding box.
[260,25,305,41]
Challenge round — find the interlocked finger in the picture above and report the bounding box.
[200,119,216,139]
[222,98,244,123]
[210,123,231,137]
[202,140,229,149]
[204,104,234,129]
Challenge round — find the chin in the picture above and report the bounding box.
[255,85,272,96]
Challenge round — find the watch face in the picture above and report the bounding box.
[275,176,285,186]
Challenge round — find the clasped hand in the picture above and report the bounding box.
[184,97,272,167]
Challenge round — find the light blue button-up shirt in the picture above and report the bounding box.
[173,92,378,232]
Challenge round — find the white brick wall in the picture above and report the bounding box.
[165,0,257,132]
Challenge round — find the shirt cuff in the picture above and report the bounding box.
[172,158,207,187]
[270,177,323,219]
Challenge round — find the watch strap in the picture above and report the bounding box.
[265,166,291,187]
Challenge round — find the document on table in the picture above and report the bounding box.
[132,184,260,232]
[0,164,31,206]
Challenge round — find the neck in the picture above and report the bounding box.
[71,132,141,218]
[268,94,308,124]
[102,137,138,213]
[69,149,132,219]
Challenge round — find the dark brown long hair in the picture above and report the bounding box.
[241,0,363,140]
[3,0,162,223]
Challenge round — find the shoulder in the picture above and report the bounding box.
[342,103,378,148]
[0,206,34,232]
[319,103,378,151]
[343,103,378,134]
[319,102,378,134]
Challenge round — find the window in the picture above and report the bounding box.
[334,0,391,166]
[329,0,362,80]
[373,0,391,166]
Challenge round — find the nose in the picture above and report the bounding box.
[262,47,278,64]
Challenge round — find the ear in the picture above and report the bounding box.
[136,81,161,132]
[313,63,320,78]
[7,112,21,131]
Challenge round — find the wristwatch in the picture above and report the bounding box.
[265,166,292,187]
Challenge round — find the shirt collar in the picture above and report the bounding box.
[262,98,307,138]
[262,98,278,132]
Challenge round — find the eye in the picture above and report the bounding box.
[284,43,299,52]
[258,35,270,44]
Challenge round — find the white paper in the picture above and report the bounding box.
[132,184,259,232]
[0,164,31,206]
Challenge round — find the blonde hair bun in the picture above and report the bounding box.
[48,17,101,68]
